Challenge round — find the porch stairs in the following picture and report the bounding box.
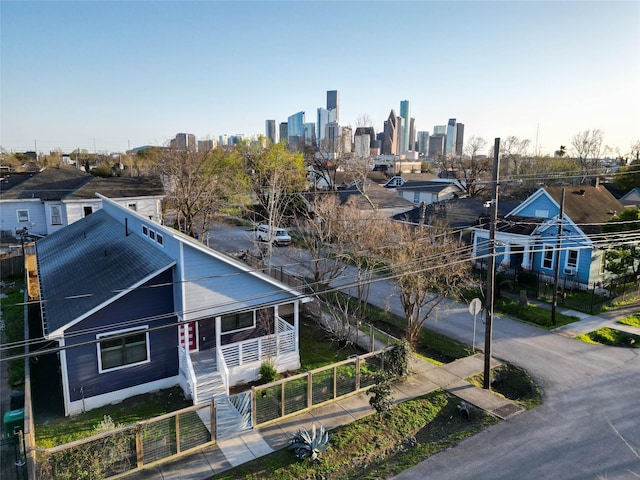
[190,350,251,440]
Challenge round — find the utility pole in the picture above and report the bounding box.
[484,138,500,390]
[551,188,566,326]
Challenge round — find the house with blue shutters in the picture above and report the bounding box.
[34,195,309,416]
[472,185,625,290]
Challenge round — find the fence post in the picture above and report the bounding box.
[136,424,144,468]
[175,412,181,454]
[369,324,374,352]
[251,387,256,431]
[355,356,361,391]
[281,382,286,419]
[333,366,337,400]
[211,400,216,443]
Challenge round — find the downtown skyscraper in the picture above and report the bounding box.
[399,100,410,152]
[327,90,339,124]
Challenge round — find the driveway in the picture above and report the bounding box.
[206,223,640,479]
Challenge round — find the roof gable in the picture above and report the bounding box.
[37,209,175,336]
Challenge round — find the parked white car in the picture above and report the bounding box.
[256,224,291,246]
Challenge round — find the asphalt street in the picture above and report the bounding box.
[207,222,640,480]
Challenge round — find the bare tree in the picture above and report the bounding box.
[501,136,531,177]
[438,135,490,198]
[294,194,347,290]
[321,205,391,344]
[382,221,473,349]
[160,147,243,238]
[571,129,605,182]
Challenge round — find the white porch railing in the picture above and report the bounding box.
[220,316,296,368]
[177,345,197,403]
[216,346,230,394]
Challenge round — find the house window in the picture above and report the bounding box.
[50,205,62,225]
[149,229,155,241]
[221,311,254,333]
[98,327,149,372]
[413,192,420,204]
[127,203,137,211]
[567,249,578,268]
[142,225,148,236]
[543,246,554,269]
[535,209,549,218]
[156,233,163,246]
[17,209,29,223]
[83,206,93,217]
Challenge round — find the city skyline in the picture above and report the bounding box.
[1,1,638,156]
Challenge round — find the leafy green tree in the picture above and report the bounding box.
[603,208,640,283]
[239,139,306,263]
[613,159,640,194]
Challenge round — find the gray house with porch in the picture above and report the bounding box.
[35,195,309,416]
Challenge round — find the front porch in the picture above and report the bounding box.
[178,314,300,406]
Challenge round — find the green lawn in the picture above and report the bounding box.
[618,313,640,328]
[494,297,579,329]
[211,390,498,480]
[0,277,26,386]
[577,327,640,348]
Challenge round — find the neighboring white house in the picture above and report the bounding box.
[0,166,165,238]
[386,177,466,206]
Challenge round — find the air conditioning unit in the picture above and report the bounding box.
[563,267,576,275]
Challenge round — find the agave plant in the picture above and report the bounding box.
[288,423,331,461]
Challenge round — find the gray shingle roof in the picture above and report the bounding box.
[36,210,175,336]
[1,166,91,200]
[0,166,164,201]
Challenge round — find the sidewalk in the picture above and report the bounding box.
[125,353,523,480]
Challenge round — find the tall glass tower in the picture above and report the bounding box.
[445,118,457,155]
[287,111,305,147]
[400,100,410,152]
[327,90,339,123]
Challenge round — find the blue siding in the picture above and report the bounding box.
[64,269,178,403]
[511,191,558,219]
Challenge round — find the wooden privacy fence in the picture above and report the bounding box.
[36,403,214,480]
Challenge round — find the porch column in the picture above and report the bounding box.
[501,242,511,267]
[294,301,299,353]
[521,244,532,270]
[215,316,221,354]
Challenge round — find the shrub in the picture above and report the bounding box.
[259,360,278,384]
[367,372,394,419]
[384,339,411,379]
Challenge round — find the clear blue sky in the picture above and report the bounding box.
[2,0,639,156]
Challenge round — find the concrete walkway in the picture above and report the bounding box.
[125,352,523,480]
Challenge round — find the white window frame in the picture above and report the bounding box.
[156,232,163,246]
[535,209,549,218]
[142,225,148,236]
[50,205,62,225]
[17,209,30,223]
[542,246,554,269]
[97,326,150,373]
[566,249,578,268]
[82,205,93,217]
[220,311,255,334]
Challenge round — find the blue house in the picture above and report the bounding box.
[35,195,309,416]
[472,185,625,290]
